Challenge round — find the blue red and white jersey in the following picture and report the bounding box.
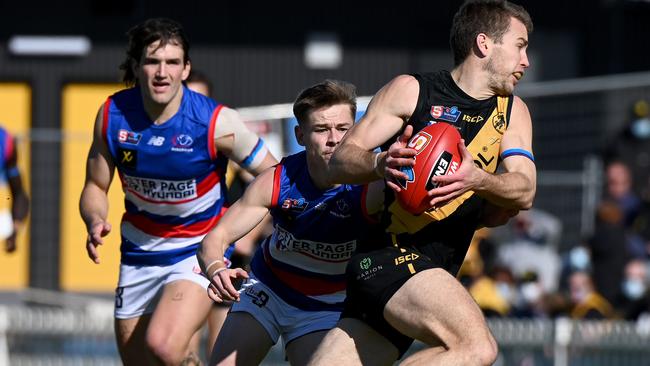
[250,151,377,311]
[0,127,14,183]
[103,86,231,266]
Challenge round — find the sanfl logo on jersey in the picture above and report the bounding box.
[281,198,308,212]
[430,105,461,123]
[118,129,142,145]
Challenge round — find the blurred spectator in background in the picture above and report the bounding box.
[568,270,616,319]
[186,70,273,257]
[458,227,494,287]
[605,99,650,198]
[618,259,650,321]
[513,271,548,318]
[186,70,274,358]
[632,179,650,259]
[490,207,562,248]
[0,126,29,253]
[496,209,562,293]
[604,160,640,228]
[469,264,518,318]
[587,201,634,306]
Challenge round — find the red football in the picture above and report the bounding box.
[395,123,462,215]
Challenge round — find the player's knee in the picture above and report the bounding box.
[468,333,498,366]
[146,330,185,365]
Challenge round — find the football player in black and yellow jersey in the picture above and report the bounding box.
[310,1,536,365]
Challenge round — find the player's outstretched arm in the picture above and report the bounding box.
[197,166,275,302]
[212,106,278,177]
[428,96,536,210]
[329,75,419,185]
[79,105,115,264]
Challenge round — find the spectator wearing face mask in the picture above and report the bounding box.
[512,271,548,318]
[568,270,617,319]
[619,259,650,320]
[469,264,519,318]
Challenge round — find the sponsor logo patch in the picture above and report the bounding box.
[122,174,198,202]
[118,148,137,169]
[118,129,142,145]
[171,134,194,152]
[356,260,384,281]
[281,197,308,212]
[330,198,352,218]
[462,114,484,123]
[273,226,355,262]
[425,151,459,190]
[492,112,506,134]
[430,105,461,123]
[394,252,419,265]
[147,136,165,146]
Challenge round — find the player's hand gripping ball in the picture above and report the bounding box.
[395,123,462,215]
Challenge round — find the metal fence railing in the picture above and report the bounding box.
[2,304,650,366]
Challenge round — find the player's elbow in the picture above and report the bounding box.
[517,189,535,210]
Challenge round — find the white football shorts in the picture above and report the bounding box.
[114,255,210,319]
[231,274,341,347]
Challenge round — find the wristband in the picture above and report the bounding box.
[373,152,383,177]
[211,267,228,278]
[205,259,225,276]
[501,148,534,162]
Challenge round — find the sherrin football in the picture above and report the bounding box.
[395,122,462,215]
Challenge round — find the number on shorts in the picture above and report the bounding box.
[115,286,124,308]
[252,290,269,308]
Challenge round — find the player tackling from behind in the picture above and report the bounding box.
[197,79,383,366]
[79,18,276,365]
[309,0,536,365]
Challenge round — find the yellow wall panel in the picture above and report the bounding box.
[60,84,123,292]
[0,83,31,289]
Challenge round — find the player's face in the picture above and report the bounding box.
[485,17,530,95]
[297,103,354,167]
[136,40,190,106]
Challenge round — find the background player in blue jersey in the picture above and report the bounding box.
[79,18,277,365]
[186,70,274,360]
[310,1,536,365]
[0,126,29,253]
[197,79,384,366]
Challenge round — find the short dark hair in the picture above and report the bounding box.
[450,0,533,66]
[186,70,213,96]
[293,80,357,126]
[119,18,191,86]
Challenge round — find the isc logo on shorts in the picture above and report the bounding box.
[394,253,419,265]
